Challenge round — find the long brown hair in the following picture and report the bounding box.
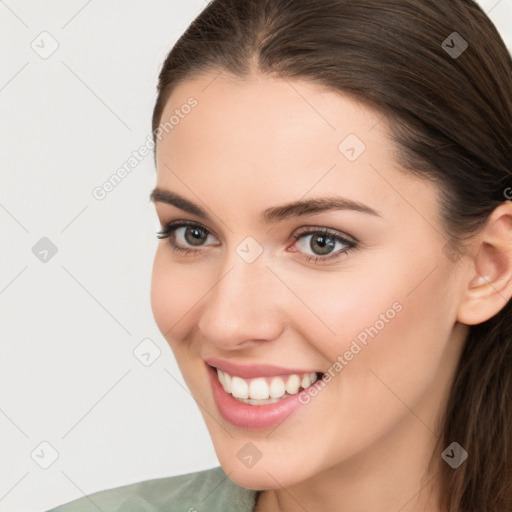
[151,1,512,510]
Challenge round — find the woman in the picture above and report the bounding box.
[47,0,512,511]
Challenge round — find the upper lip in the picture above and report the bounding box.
[205,357,321,379]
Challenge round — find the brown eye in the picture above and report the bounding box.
[183,226,209,246]
[291,227,357,264]
[156,221,219,254]
[306,233,336,255]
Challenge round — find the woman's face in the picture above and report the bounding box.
[150,71,468,489]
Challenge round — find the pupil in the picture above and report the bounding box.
[185,227,207,246]
[311,234,334,255]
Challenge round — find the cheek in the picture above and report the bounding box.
[150,247,202,343]
[329,264,454,417]
[289,255,453,404]
[284,264,455,466]
[150,250,210,389]
[281,264,404,363]
[299,249,451,365]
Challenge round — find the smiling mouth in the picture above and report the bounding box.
[214,367,324,405]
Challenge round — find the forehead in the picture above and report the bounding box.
[154,71,438,228]
[156,71,386,165]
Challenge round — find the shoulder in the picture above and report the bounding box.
[45,466,260,512]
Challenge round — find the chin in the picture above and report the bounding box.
[224,464,303,491]
[215,447,316,490]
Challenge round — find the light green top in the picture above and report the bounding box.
[46,466,260,512]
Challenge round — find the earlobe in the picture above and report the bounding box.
[456,202,512,325]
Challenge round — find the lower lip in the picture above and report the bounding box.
[206,363,313,429]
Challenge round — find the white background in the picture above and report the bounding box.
[1,1,511,511]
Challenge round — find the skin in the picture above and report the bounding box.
[150,70,512,512]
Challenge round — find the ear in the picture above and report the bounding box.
[457,201,512,325]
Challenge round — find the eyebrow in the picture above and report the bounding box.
[149,187,381,223]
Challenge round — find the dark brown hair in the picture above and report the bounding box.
[151,1,512,510]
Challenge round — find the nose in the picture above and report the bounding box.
[197,253,285,350]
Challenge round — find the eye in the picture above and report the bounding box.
[156,221,357,264]
[156,221,219,255]
[290,227,357,264]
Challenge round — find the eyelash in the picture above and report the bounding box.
[156,221,358,264]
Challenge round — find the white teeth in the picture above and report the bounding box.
[231,376,249,399]
[301,374,311,389]
[223,372,232,393]
[236,397,282,406]
[217,369,232,393]
[248,378,270,400]
[216,368,320,403]
[269,377,286,398]
[285,374,300,394]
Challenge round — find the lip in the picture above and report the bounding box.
[206,362,322,429]
[205,357,321,379]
